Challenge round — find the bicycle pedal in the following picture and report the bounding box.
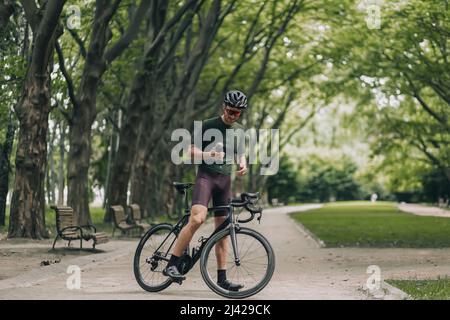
[173,279,183,285]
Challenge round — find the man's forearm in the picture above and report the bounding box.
[189,145,204,160]
[238,154,246,166]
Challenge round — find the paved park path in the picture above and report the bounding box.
[1,204,450,300]
[398,203,450,218]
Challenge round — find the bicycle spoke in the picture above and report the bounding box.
[242,254,268,262]
[142,265,153,280]
[240,263,260,282]
[239,237,259,260]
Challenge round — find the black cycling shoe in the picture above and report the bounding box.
[163,266,186,283]
[217,279,244,292]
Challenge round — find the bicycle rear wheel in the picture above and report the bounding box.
[200,227,275,299]
[133,223,176,292]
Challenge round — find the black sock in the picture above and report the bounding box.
[218,269,226,283]
[168,254,180,268]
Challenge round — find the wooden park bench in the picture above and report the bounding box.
[50,205,109,250]
[128,204,152,234]
[110,205,141,237]
[271,198,284,207]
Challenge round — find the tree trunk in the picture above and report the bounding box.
[9,73,51,238]
[103,110,119,209]
[129,147,151,214]
[106,73,149,220]
[45,145,52,204]
[46,125,56,204]
[8,0,65,239]
[67,109,95,225]
[57,121,65,205]
[66,18,107,224]
[445,168,450,184]
[0,114,15,226]
[129,137,171,219]
[140,158,172,220]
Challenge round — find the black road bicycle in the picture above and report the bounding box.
[133,182,275,299]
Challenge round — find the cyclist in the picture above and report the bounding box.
[163,90,248,291]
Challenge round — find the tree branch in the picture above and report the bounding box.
[55,101,72,124]
[280,106,317,149]
[55,41,77,120]
[104,0,152,64]
[143,0,199,64]
[404,72,448,129]
[247,0,302,100]
[30,0,66,75]
[0,0,15,30]
[67,28,87,59]
[19,0,38,31]
[156,0,203,78]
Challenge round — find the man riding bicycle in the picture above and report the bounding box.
[163,90,248,291]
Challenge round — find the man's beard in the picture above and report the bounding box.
[225,115,236,123]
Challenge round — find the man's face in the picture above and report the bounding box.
[223,106,242,123]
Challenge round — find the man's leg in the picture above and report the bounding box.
[173,204,208,257]
[163,204,208,281]
[212,171,244,291]
[214,214,243,291]
[164,169,212,281]
[214,215,229,270]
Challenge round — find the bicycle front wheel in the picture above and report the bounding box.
[133,223,176,292]
[200,227,275,299]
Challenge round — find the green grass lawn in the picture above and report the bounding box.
[387,278,450,300]
[291,201,450,248]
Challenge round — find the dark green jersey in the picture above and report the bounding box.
[192,116,245,176]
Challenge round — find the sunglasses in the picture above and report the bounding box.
[225,108,242,117]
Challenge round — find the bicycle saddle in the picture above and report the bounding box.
[172,182,195,194]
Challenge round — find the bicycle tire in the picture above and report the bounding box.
[133,223,175,292]
[199,227,275,299]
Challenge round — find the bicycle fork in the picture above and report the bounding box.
[229,225,241,266]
